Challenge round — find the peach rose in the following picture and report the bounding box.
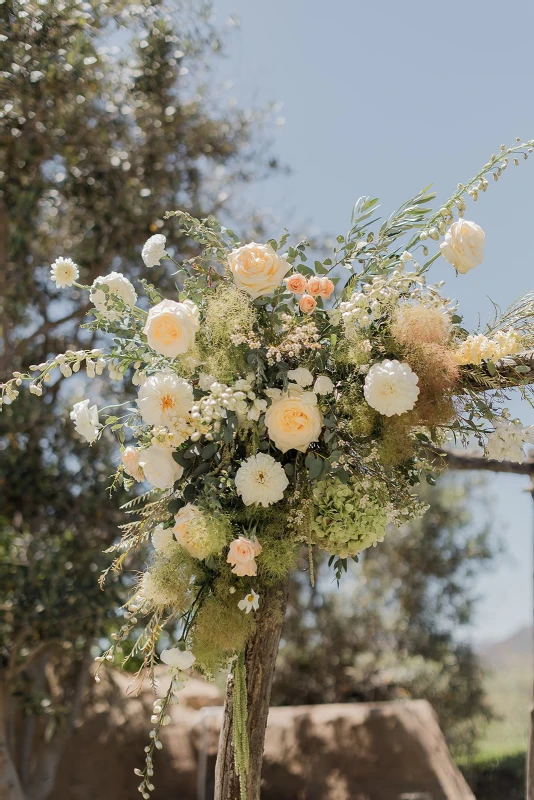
[318,278,335,299]
[143,298,200,358]
[227,242,290,299]
[265,393,323,453]
[299,294,317,314]
[283,273,308,294]
[227,536,262,577]
[305,276,322,296]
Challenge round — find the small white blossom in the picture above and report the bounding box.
[160,647,196,670]
[70,399,100,443]
[238,589,260,614]
[287,367,313,387]
[142,234,167,268]
[313,375,335,395]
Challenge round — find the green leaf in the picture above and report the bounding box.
[168,498,185,514]
[284,463,295,478]
[201,442,218,460]
[485,359,497,377]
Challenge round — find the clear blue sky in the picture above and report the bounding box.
[212,0,534,644]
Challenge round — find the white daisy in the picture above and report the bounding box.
[238,589,260,614]
[363,360,419,417]
[142,234,167,268]
[234,453,288,507]
[137,371,194,429]
[50,257,79,288]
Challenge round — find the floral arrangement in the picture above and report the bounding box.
[4,138,534,799]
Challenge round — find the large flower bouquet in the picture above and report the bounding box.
[4,138,534,799]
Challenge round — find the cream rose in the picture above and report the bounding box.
[228,242,291,299]
[439,220,485,274]
[265,393,323,453]
[227,536,262,577]
[143,298,200,358]
[299,294,317,315]
[284,273,308,294]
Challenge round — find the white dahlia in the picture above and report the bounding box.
[142,234,167,268]
[50,257,79,288]
[234,453,289,507]
[137,371,194,429]
[90,271,137,320]
[363,360,419,417]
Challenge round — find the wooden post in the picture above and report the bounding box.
[214,577,289,800]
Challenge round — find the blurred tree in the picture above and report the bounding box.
[272,478,495,758]
[0,2,276,798]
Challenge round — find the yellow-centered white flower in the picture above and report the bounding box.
[227,242,291,299]
[238,589,260,614]
[364,360,420,417]
[439,220,485,274]
[143,298,200,358]
[265,392,323,453]
[137,371,194,428]
[50,257,79,288]
[235,453,289,507]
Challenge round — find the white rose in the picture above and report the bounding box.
[287,367,313,387]
[70,400,100,443]
[122,446,144,481]
[265,393,323,453]
[139,445,183,489]
[439,220,485,274]
[143,298,200,358]
[90,272,137,320]
[227,242,291,299]
[142,234,167,268]
[313,375,335,395]
[160,647,196,670]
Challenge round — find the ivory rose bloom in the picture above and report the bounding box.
[284,273,308,294]
[299,294,317,314]
[227,536,262,577]
[228,242,290,299]
[143,298,200,358]
[265,393,323,453]
[90,272,137,320]
[139,445,183,489]
[439,220,485,274]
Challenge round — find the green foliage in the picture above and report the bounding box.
[273,477,495,757]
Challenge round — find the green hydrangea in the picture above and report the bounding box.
[310,477,388,558]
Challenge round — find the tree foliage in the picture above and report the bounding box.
[0,2,275,797]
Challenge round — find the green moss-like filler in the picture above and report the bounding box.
[259,532,299,581]
[189,581,256,675]
[340,387,378,438]
[310,476,388,558]
[333,338,373,369]
[232,652,249,800]
[197,285,257,382]
[175,505,232,560]
[141,547,197,609]
[378,418,416,466]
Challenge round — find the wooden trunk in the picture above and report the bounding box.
[214,577,289,800]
